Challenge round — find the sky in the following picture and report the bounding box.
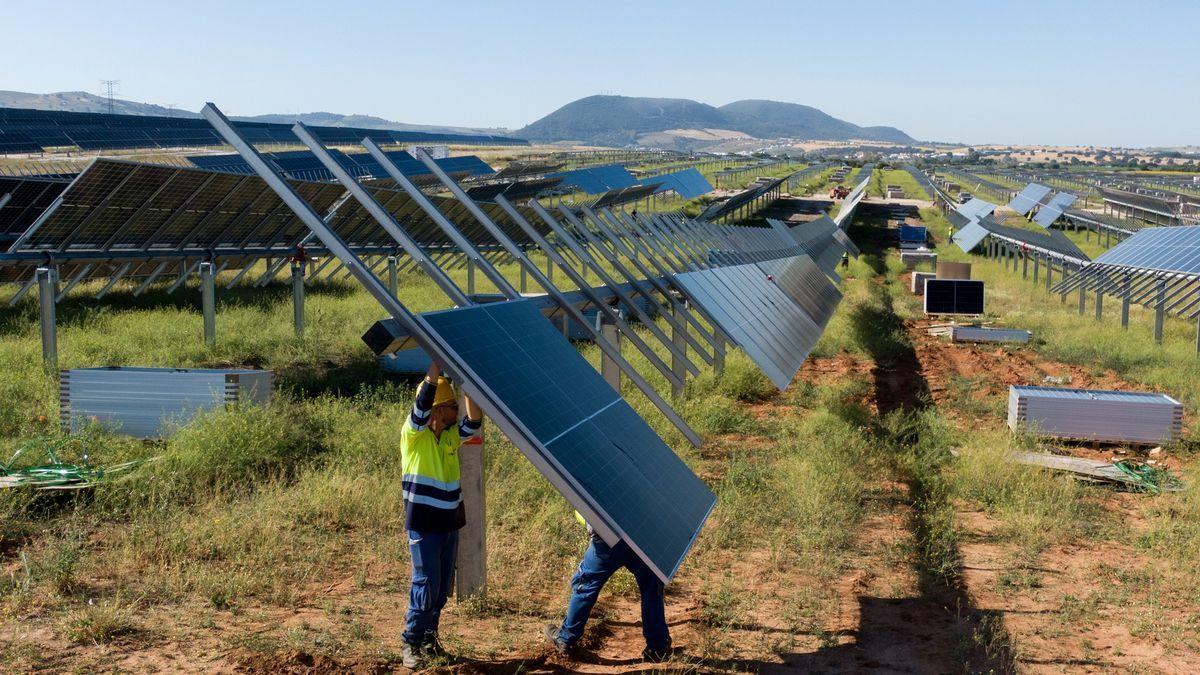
[3,0,1197,148]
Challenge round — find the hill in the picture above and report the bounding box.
[0,90,510,136]
[517,94,915,146]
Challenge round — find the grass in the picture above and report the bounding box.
[4,204,1200,669]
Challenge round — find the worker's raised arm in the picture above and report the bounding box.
[409,362,441,430]
[459,394,482,439]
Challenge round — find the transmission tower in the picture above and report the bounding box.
[100,80,120,114]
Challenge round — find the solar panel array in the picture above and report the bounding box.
[0,158,545,283]
[547,164,637,194]
[188,149,494,183]
[674,254,841,389]
[1006,183,1053,216]
[698,174,789,222]
[590,183,663,210]
[0,106,527,154]
[421,299,715,582]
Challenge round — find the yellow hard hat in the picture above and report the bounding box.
[433,376,457,408]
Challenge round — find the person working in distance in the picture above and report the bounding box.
[401,362,482,668]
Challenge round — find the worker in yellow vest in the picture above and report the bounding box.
[401,361,481,668]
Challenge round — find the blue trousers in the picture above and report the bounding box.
[556,536,670,651]
[403,529,458,646]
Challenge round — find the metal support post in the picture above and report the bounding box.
[1022,253,1029,280]
[1033,256,1039,283]
[1095,289,1103,320]
[292,261,305,337]
[1154,280,1166,345]
[599,312,621,392]
[1121,275,1131,329]
[519,263,527,293]
[1078,283,1086,314]
[37,267,58,371]
[466,256,476,295]
[671,305,686,398]
[200,261,216,348]
[387,255,398,297]
[1045,259,1053,291]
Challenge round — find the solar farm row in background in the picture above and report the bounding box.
[0,106,527,154]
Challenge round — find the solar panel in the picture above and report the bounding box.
[420,300,715,582]
[547,164,637,194]
[952,221,989,252]
[591,183,662,209]
[1032,192,1078,228]
[956,198,997,222]
[640,168,713,200]
[0,176,69,242]
[832,228,860,257]
[924,279,985,315]
[899,225,927,243]
[1006,183,1053,216]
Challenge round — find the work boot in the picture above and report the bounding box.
[401,641,424,669]
[642,646,673,663]
[423,633,449,659]
[542,623,570,656]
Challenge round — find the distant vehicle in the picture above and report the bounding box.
[958,192,973,204]
[829,185,850,199]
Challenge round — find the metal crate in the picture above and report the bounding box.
[1007,385,1182,445]
[60,367,273,439]
[950,326,1030,344]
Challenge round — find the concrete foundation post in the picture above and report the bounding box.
[37,267,58,372]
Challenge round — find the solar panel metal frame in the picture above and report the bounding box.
[952,221,990,252]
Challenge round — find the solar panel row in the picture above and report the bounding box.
[639,168,713,200]
[0,106,528,154]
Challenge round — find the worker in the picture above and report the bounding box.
[841,251,850,269]
[543,515,672,662]
[400,362,482,668]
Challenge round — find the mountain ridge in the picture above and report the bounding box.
[518,95,915,146]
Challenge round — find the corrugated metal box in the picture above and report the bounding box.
[950,326,1030,343]
[60,367,273,438]
[1008,385,1182,445]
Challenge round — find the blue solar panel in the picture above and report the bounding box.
[1032,192,1078,228]
[547,164,637,194]
[642,168,713,200]
[952,221,989,252]
[899,225,927,243]
[956,198,997,222]
[1092,226,1200,274]
[1006,183,1053,216]
[420,300,715,582]
[188,150,493,181]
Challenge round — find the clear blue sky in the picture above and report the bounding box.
[3,0,1196,147]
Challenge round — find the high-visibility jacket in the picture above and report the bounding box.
[401,379,480,532]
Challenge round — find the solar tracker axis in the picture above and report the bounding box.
[567,207,716,364]
[539,202,701,377]
[585,207,725,352]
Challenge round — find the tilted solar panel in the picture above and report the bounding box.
[1032,192,1078,228]
[548,164,637,194]
[1006,183,1053,216]
[956,198,997,222]
[1091,225,1200,274]
[952,221,990,252]
[420,300,715,582]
